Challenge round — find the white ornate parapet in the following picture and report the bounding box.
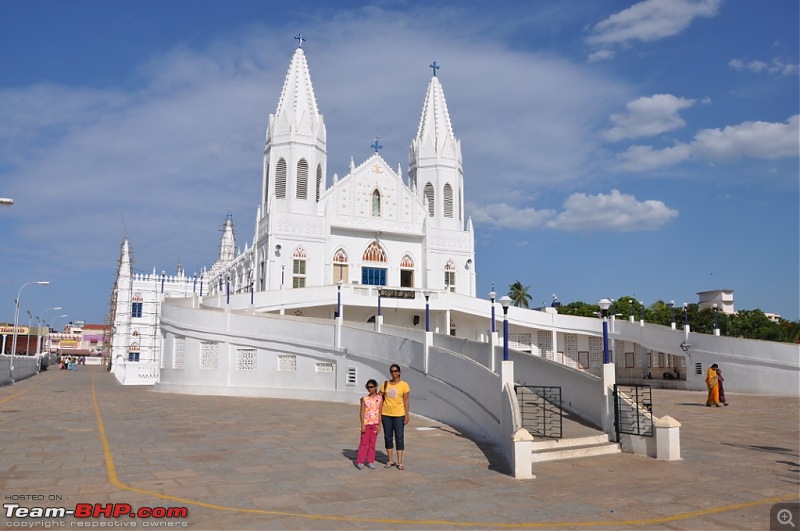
[113,360,159,385]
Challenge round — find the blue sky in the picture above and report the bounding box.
[1,0,797,327]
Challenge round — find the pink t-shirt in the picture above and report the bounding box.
[362,394,383,425]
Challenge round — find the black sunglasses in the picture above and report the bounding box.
[366,385,376,389]
[390,369,400,373]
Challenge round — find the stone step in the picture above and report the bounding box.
[531,434,611,451]
[531,436,621,463]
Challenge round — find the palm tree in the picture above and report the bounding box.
[508,280,532,308]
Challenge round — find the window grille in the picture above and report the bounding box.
[316,164,322,202]
[563,334,578,368]
[237,349,256,370]
[316,362,334,373]
[424,183,434,217]
[372,189,381,216]
[346,367,357,385]
[275,158,287,198]
[537,331,553,359]
[588,336,603,368]
[293,248,307,288]
[296,159,308,199]
[278,355,296,372]
[443,183,453,218]
[173,337,185,369]
[363,241,387,262]
[200,342,218,369]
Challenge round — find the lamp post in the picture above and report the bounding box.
[639,300,645,326]
[336,280,343,318]
[668,300,675,330]
[499,296,511,361]
[489,289,496,333]
[26,311,35,355]
[200,275,204,297]
[0,198,13,206]
[226,275,231,305]
[11,281,49,359]
[713,303,719,336]
[193,273,197,294]
[423,290,431,332]
[598,298,612,364]
[377,290,382,318]
[682,303,688,328]
[161,271,166,293]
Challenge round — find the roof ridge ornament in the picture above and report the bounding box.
[295,32,305,48]
[430,60,440,77]
[371,135,383,153]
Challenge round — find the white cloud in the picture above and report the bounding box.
[468,202,555,230]
[616,115,799,170]
[729,57,800,77]
[586,0,722,50]
[604,94,695,142]
[692,115,800,161]
[546,189,678,232]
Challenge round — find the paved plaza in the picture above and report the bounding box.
[0,365,797,530]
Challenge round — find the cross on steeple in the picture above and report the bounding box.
[371,135,383,153]
[430,60,440,77]
[294,33,305,48]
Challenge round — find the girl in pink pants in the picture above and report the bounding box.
[355,379,382,469]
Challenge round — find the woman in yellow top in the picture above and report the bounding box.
[705,363,720,407]
[381,363,410,470]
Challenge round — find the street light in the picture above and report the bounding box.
[423,290,432,332]
[682,302,688,328]
[713,303,719,335]
[598,298,612,364]
[336,279,343,319]
[0,198,13,206]
[489,289,496,333]
[226,275,231,305]
[499,296,511,361]
[639,300,645,325]
[11,281,49,359]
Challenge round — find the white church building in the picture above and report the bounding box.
[108,41,798,477]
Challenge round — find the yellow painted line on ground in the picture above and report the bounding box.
[90,373,797,528]
[0,374,51,405]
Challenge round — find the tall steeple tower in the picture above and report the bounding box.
[409,61,464,231]
[219,212,235,263]
[261,36,327,218]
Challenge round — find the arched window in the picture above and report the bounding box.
[372,189,381,217]
[444,183,453,218]
[131,293,143,318]
[316,164,323,202]
[128,342,140,362]
[296,159,308,199]
[362,241,387,286]
[363,241,387,263]
[444,260,456,292]
[400,254,414,288]
[275,158,287,199]
[424,183,435,217]
[458,189,462,221]
[333,249,349,283]
[292,247,307,288]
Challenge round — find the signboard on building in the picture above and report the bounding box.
[0,326,28,334]
[378,289,416,300]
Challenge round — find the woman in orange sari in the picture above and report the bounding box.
[705,363,720,407]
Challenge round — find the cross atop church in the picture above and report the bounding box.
[295,33,305,48]
[430,61,440,77]
[371,135,383,153]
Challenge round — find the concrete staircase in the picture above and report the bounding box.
[531,434,620,463]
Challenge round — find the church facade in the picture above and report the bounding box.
[110,43,476,367]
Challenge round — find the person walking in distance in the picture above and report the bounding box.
[355,379,382,469]
[381,364,410,470]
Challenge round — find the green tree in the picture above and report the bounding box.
[728,309,782,340]
[508,280,532,308]
[557,301,600,317]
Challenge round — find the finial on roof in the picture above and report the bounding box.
[226,211,233,221]
[430,60,440,77]
[295,33,305,48]
[371,135,383,153]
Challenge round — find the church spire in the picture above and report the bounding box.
[409,62,463,230]
[273,46,321,136]
[219,213,235,263]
